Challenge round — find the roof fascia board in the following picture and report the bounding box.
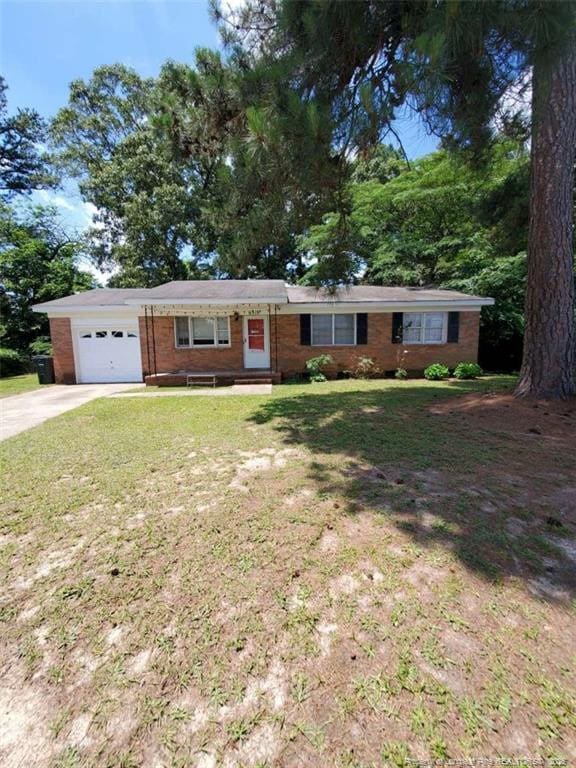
[34,297,493,314]
[124,297,289,306]
[279,299,494,313]
[33,306,141,317]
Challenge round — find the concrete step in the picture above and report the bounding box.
[234,378,273,385]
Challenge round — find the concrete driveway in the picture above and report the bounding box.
[0,383,143,441]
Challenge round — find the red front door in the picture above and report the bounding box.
[243,316,270,368]
[247,318,265,351]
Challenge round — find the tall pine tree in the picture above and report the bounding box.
[216,0,576,399]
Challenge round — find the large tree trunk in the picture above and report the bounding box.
[516,43,576,399]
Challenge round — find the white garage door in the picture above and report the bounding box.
[75,326,143,383]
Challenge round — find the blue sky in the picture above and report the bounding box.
[1,0,438,237]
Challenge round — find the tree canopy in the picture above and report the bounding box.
[0,77,58,199]
[213,0,576,398]
[50,53,346,285]
[0,203,95,352]
[51,65,211,286]
[2,1,570,394]
[300,140,529,370]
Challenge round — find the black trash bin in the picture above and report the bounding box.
[33,355,55,385]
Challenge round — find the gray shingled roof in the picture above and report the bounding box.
[32,281,492,311]
[143,280,288,302]
[286,285,490,303]
[32,288,149,311]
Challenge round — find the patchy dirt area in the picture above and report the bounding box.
[429,389,576,441]
[0,379,575,767]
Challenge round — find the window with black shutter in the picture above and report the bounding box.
[356,313,368,345]
[392,312,404,344]
[300,314,311,345]
[447,312,460,343]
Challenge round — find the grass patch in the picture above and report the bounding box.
[0,372,45,398]
[0,376,575,766]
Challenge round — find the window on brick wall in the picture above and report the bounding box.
[174,316,231,348]
[311,314,356,346]
[403,313,447,344]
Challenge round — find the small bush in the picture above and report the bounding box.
[454,362,483,380]
[29,337,53,356]
[351,356,381,379]
[395,367,408,380]
[0,348,28,378]
[305,354,334,383]
[424,363,450,381]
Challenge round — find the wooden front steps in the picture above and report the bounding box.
[145,370,281,387]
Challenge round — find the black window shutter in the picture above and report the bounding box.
[392,312,403,344]
[300,314,311,345]
[356,313,368,345]
[447,312,460,343]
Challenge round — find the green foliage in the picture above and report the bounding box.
[232,0,573,161]
[424,363,450,381]
[305,354,334,383]
[454,362,483,380]
[445,250,527,371]
[0,77,57,199]
[0,203,95,351]
[351,145,405,185]
[51,64,212,286]
[0,348,27,378]
[395,367,408,380]
[51,56,335,284]
[217,0,576,391]
[355,150,487,286]
[381,740,413,767]
[297,211,361,287]
[299,141,530,370]
[155,51,337,281]
[29,338,53,356]
[351,356,380,379]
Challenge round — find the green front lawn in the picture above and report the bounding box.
[0,372,46,398]
[1,376,575,767]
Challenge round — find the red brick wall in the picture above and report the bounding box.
[139,315,245,376]
[273,311,481,376]
[49,317,76,384]
[138,311,480,378]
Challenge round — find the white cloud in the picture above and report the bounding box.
[53,196,77,211]
[218,0,248,26]
[80,201,102,227]
[494,71,532,134]
[37,190,76,211]
[33,190,104,233]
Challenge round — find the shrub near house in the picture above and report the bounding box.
[424,364,451,381]
[0,348,28,378]
[454,362,483,380]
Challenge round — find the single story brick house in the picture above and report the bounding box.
[32,280,493,385]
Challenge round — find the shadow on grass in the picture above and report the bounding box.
[250,379,576,601]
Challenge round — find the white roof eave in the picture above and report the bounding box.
[33,296,494,314]
[280,298,494,313]
[32,304,141,315]
[123,296,289,306]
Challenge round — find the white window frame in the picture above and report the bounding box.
[403,312,448,345]
[311,313,357,347]
[174,316,231,349]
